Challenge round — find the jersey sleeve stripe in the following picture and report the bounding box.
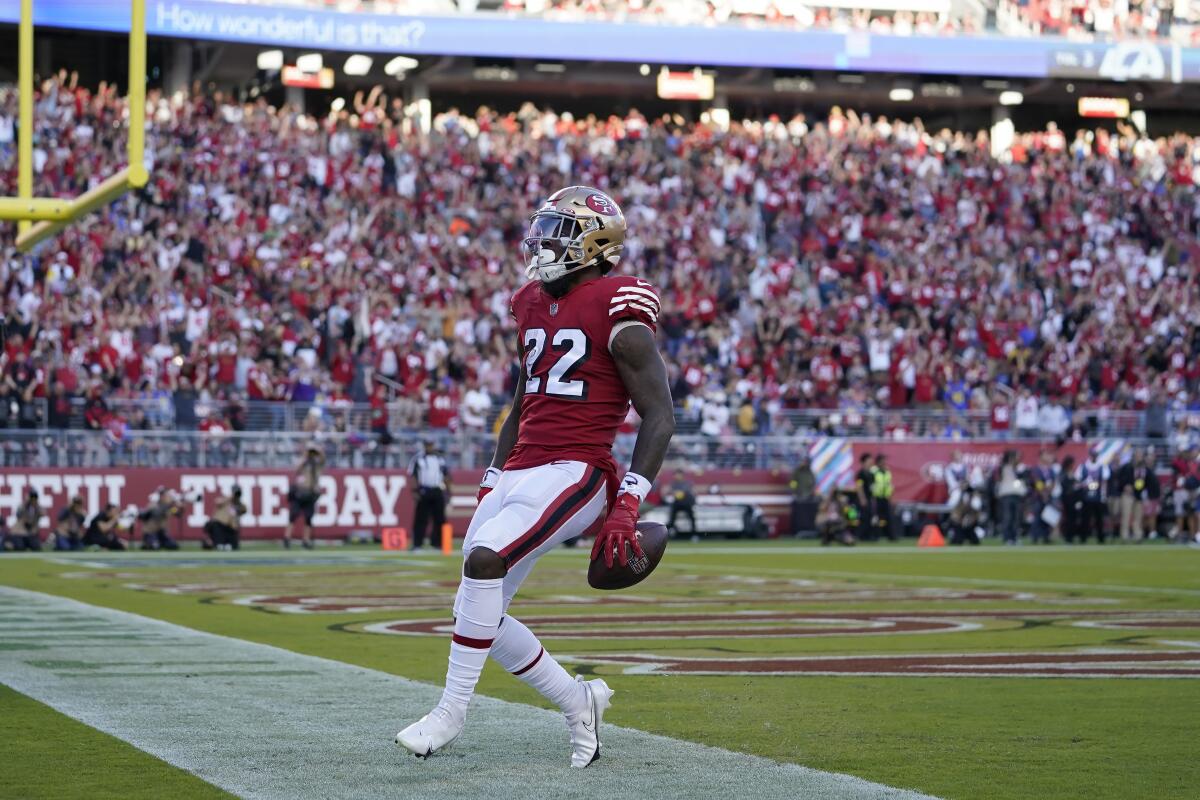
[623,299,659,316]
[612,290,660,306]
[616,285,660,302]
[611,293,660,314]
[610,300,658,321]
[614,296,659,312]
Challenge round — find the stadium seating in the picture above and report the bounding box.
[1,75,1199,449]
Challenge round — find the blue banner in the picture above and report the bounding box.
[2,0,1198,83]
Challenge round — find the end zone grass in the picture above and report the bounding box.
[0,685,232,800]
[1,543,1198,799]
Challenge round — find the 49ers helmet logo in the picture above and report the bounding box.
[585,193,617,216]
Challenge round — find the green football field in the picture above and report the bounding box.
[1,542,1197,800]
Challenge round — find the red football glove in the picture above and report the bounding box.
[591,492,644,568]
[476,485,492,503]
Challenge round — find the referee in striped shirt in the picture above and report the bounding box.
[409,440,449,550]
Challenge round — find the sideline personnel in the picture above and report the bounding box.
[410,439,450,550]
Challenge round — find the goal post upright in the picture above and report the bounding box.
[4,0,148,252]
[17,0,33,236]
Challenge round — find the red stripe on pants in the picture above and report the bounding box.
[498,466,601,566]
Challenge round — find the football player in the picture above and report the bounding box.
[396,186,675,766]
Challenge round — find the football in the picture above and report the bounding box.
[587,521,669,590]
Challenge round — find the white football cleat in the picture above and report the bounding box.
[395,706,463,759]
[566,677,614,768]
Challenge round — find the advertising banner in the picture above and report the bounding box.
[0,468,412,541]
[0,443,1120,542]
[0,466,800,541]
[2,0,1197,82]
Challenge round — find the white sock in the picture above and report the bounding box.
[438,576,504,721]
[490,614,586,716]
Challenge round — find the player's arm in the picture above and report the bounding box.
[489,378,524,471]
[611,324,675,483]
[477,343,526,502]
[592,324,675,567]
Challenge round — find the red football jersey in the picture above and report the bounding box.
[505,275,660,479]
[427,388,460,430]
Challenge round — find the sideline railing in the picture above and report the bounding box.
[61,398,1181,440]
[0,429,1176,472]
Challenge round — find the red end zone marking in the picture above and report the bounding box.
[359,610,1200,639]
[230,593,675,613]
[363,611,985,638]
[561,651,1200,678]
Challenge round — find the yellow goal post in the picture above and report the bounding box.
[0,0,148,252]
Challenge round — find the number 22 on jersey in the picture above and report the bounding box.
[523,328,591,399]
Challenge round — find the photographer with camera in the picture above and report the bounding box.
[83,504,126,551]
[53,496,87,551]
[285,444,324,549]
[667,473,699,540]
[203,487,247,551]
[5,490,44,551]
[139,487,182,551]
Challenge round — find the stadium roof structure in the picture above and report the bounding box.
[5,0,1200,84]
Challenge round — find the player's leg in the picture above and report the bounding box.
[485,468,610,767]
[395,481,509,758]
[488,501,606,715]
[397,462,606,760]
[438,461,604,718]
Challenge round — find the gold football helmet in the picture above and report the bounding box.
[523,185,626,284]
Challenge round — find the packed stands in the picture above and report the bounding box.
[1,74,1199,452]
[998,0,1197,42]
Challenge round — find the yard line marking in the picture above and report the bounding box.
[0,586,938,800]
[617,543,1200,557]
[666,562,1200,597]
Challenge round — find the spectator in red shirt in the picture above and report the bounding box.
[990,392,1012,439]
[426,380,460,431]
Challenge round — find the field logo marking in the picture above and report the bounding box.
[558,650,1200,678]
[0,586,942,800]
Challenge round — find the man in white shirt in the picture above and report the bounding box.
[700,393,730,438]
[1014,389,1040,438]
[460,385,491,433]
[460,384,493,467]
[1038,400,1069,441]
[700,393,730,466]
[867,328,892,376]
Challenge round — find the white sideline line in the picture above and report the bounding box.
[0,587,938,800]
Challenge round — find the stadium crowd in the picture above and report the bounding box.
[1,74,1200,451]
[1002,0,1192,41]
[222,0,1200,42]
